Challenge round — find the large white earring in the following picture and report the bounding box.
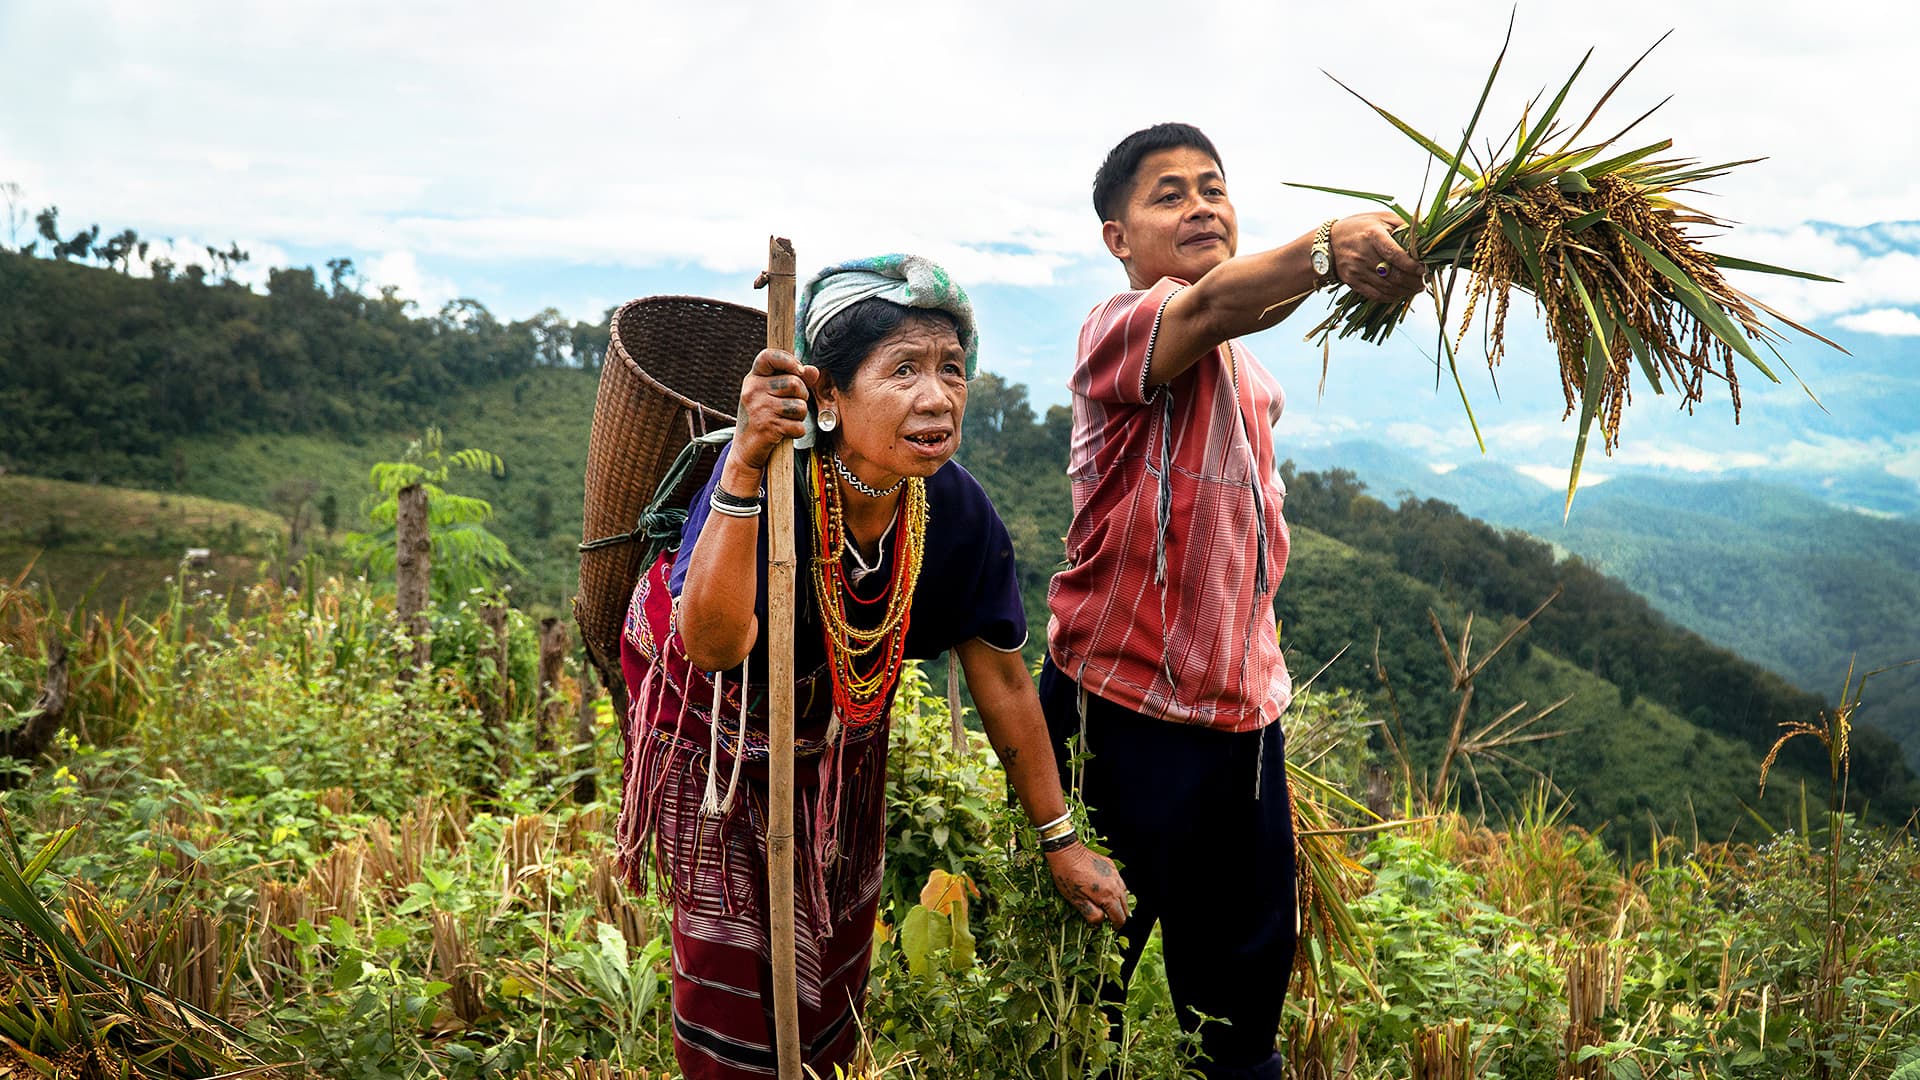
[817,408,838,432]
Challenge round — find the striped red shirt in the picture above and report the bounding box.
[1045,278,1292,732]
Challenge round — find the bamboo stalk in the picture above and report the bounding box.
[755,235,801,1080]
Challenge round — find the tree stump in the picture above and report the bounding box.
[0,628,67,788]
[537,617,569,773]
[395,482,432,671]
[481,601,511,784]
[572,665,599,805]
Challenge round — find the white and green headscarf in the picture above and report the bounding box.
[794,254,979,378]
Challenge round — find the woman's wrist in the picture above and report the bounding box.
[1035,810,1078,853]
[717,458,764,500]
[1040,835,1083,856]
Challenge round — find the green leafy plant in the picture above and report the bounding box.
[344,426,523,596]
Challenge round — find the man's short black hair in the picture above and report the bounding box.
[1092,123,1225,223]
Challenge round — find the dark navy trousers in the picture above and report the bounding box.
[1040,659,1298,1080]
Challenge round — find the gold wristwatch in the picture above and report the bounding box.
[1311,217,1338,287]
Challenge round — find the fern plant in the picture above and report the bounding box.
[344,426,524,597]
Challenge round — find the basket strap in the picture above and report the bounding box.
[579,426,738,556]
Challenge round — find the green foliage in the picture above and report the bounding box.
[1277,465,1920,837]
[870,666,1200,1079]
[869,800,1200,1080]
[1526,477,1920,781]
[883,663,1001,917]
[160,370,599,613]
[0,247,608,486]
[343,426,524,599]
[4,550,1920,1077]
[1338,834,1565,1075]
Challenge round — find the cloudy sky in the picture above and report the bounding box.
[4,0,1917,497]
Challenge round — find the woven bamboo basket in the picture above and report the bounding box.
[575,295,766,720]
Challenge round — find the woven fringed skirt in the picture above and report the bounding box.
[616,555,890,1079]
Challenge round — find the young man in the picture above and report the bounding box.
[1042,123,1423,1080]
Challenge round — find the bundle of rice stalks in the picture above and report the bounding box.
[1294,22,1844,514]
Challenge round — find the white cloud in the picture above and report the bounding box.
[118,234,289,291]
[1607,442,1771,473]
[1887,443,1920,483]
[1383,422,1450,455]
[1515,464,1611,489]
[1835,308,1920,336]
[1595,431,1920,482]
[8,0,1920,291]
[364,251,457,313]
[1271,411,1364,444]
[1480,421,1560,452]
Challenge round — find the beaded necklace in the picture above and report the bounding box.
[806,450,927,729]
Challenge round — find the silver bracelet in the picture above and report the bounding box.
[1035,811,1074,842]
[708,491,763,518]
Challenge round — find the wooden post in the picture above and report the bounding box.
[754,236,801,1080]
[537,617,569,766]
[572,665,598,805]
[481,600,511,783]
[395,482,432,671]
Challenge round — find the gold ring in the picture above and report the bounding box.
[1374,261,1391,278]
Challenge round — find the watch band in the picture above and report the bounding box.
[1312,217,1339,287]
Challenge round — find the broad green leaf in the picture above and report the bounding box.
[1566,209,1608,234]
[1582,139,1674,179]
[899,905,951,978]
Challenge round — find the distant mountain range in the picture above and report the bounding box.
[1284,440,1920,775]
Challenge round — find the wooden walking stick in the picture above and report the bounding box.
[753,236,802,1080]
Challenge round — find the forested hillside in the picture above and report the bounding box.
[0,247,609,486]
[1288,439,1920,777]
[4,248,1916,838]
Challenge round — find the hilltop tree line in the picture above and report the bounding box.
[0,194,611,486]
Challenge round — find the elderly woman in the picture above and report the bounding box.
[616,255,1128,1079]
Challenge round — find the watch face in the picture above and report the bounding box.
[1311,249,1331,276]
